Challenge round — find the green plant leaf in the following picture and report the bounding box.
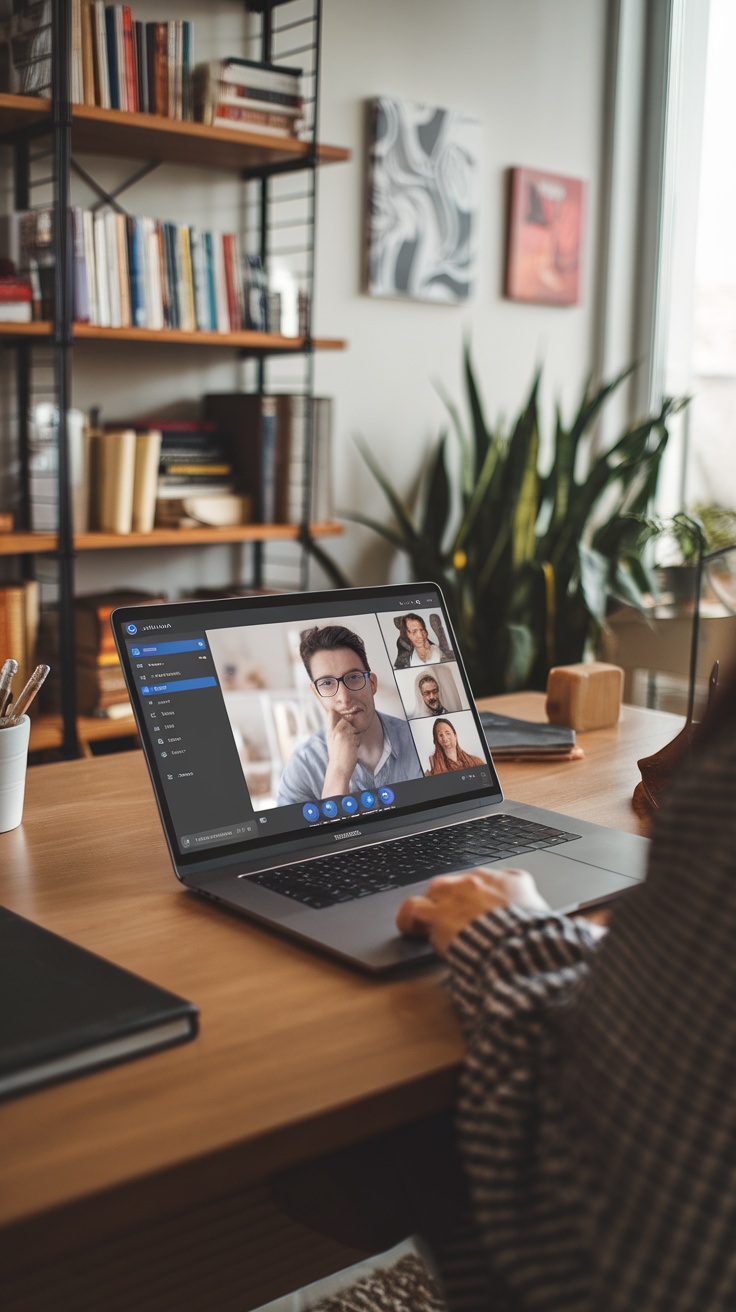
[577,542,610,626]
[463,339,494,481]
[353,434,420,546]
[302,536,353,589]
[419,431,451,545]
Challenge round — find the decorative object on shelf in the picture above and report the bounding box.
[317,346,687,697]
[365,96,480,304]
[505,166,585,306]
[0,0,51,97]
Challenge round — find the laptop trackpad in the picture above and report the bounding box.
[485,848,639,912]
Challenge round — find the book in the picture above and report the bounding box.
[92,0,111,108]
[0,581,39,692]
[204,392,276,521]
[104,4,119,110]
[204,393,332,526]
[89,426,136,533]
[75,589,165,663]
[131,428,162,532]
[0,905,198,1101]
[212,105,299,136]
[479,711,578,760]
[81,0,96,105]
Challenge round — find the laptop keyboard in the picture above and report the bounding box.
[250,814,580,909]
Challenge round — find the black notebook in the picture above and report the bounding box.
[480,711,577,758]
[0,906,199,1100]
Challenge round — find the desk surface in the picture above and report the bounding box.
[0,693,679,1260]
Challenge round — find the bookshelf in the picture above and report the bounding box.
[0,0,349,757]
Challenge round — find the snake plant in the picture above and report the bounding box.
[309,346,687,696]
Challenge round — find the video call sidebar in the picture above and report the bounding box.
[122,591,494,859]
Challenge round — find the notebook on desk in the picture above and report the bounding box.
[112,582,649,973]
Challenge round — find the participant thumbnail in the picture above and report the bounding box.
[377,608,455,670]
[411,711,487,776]
[394,663,469,719]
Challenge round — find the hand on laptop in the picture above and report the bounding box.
[396,868,549,957]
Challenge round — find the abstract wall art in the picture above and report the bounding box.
[505,167,585,306]
[365,96,480,304]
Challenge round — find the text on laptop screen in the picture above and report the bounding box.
[114,585,501,861]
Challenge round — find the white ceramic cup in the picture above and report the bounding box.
[0,715,31,833]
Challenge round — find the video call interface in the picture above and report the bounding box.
[119,589,496,858]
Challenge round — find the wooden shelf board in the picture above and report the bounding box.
[0,95,350,174]
[0,523,342,555]
[74,522,343,550]
[71,104,350,173]
[72,324,346,350]
[0,322,346,351]
[0,92,51,133]
[0,532,57,555]
[0,321,52,340]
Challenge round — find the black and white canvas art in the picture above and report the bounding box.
[366,96,480,304]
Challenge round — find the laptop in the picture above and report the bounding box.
[112,581,648,973]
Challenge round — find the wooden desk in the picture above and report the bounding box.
[0,694,680,1310]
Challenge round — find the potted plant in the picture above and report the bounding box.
[653,504,736,603]
[309,347,687,696]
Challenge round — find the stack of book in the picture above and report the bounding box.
[68,205,270,334]
[0,273,33,323]
[204,393,333,525]
[0,582,40,695]
[153,420,237,527]
[193,57,303,137]
[75,589,164,717]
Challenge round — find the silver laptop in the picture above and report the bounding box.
[112,582,648,973]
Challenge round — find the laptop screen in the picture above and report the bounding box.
[112,582,502,866]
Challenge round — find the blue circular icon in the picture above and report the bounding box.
[131,646,141,656]
[321,799,338,818]
[197,640,205,648]
[302,803,320,823]
[378,787,395,805]
[341,795,359,815]
[360,791,376,809]
[126,623,137,634]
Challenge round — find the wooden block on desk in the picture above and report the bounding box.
[545,662,623,730]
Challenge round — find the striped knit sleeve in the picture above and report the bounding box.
[445,907,599,1038]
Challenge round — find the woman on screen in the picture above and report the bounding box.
[425,718,484,775]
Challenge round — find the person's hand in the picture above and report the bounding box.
[396,868,549,957]
[322,707,361,797]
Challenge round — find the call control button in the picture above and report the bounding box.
[302,803,320,823]
[341,796,358,815]
[378,787,394,804]
[321,799,338,818]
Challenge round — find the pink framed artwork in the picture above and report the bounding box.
[505,167,585,306]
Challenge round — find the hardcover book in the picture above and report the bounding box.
[0,906,198,1100]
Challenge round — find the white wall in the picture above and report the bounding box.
[313,0,610,585]
[67,0,610,597]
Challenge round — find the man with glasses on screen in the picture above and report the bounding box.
[277,625,422,806]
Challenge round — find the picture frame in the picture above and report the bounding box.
[505,167,585,306]
[365,96,480,305]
